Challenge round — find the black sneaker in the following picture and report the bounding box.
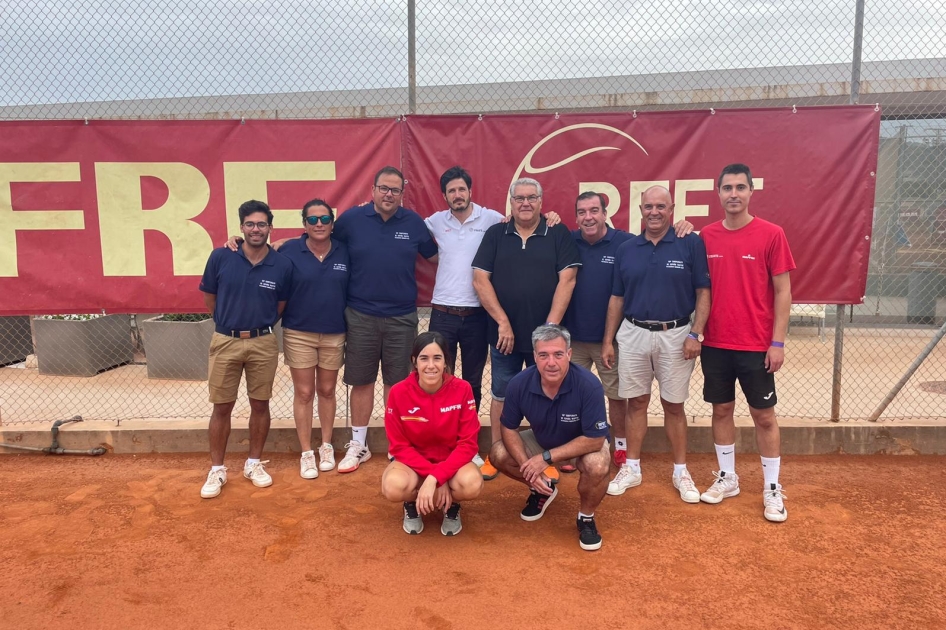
[403,501,424,535]
[441,502,462,536]
[577,516,602,551]
[520,484,558,521]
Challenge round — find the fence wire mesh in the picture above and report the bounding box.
[1,0,945,427]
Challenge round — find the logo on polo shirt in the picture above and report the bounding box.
[742,254,756,260]
[440,403,462,413]
[600,255,615,265]
[332,263,347,272]
[560,413,580,423]
[666,260,684,270]
[595,420,607,430]
[394,231,410,240]
[707,254,723,259]
[401,415,429,422]
[258,279,276,290]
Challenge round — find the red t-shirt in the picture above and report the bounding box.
[701,217,796,352]
[384,372,479,485]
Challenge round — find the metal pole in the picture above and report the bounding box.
[850,0,866,104]
[830,306,845,421]
[407,0,416,115]
[868,319,946,422]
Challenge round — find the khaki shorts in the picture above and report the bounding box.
[282,328,345,370]
[207,332,279,403]
[570,340,621,400]
[518,429,609,468]
[615,320,694,404]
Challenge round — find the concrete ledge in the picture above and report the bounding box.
[2,418,946,456]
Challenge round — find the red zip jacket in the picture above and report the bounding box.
[384,372,480,485]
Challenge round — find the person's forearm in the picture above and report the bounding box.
[546,267,578,324]
[548,436,606,462]
[202,293,216,316]
[691,288,710,334]
[772,276,792,342]
[602,295,624,345]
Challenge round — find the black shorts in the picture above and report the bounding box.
[700,346,777,409]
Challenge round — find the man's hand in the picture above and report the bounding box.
[224,236,242,251]
[601,342,616,370]
[544,211,561,227]
[520,453,550,486]
[683,337,702,360]
[433,482,453,512]
[496,321,515,355]
[416,475,439,515]
[673,220,694,237]
[765,346,785,373]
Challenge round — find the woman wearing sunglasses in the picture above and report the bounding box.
[382,331,483,536]
[278,199,350,478]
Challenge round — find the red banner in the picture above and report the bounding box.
[0,107,878,314]
[404,107,879,305]
[0,119,400,314]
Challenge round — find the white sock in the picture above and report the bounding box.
[578,511,594,519]
[628,458,641,473]
[245,458,260,468]
[715,444,736,474]
[761,456,781,487]
[301,450,314,457]
[351,426,368,445]
[211,465,225,472]
[673,463,687,478]
[615,438,627,451]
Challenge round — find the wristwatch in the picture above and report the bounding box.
[687,331,704,342]
[542,450,553,464]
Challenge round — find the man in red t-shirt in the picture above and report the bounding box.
[698,163,796,523]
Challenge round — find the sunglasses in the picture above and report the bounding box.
[305,215,333,225]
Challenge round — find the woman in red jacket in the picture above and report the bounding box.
[382,331,483,536]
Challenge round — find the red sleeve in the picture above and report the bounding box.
[429,380,480,486]
[383,382,438,478]
[767,226,796,277]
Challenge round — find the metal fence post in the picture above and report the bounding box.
[850,0,866,104]
[408,0,416,115]
[830,306,845,421]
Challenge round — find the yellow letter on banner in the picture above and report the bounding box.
[578,182,621,229]
[95,162,212,277]
[673,179,715,228]
[0,163,85,277]
[223,162,337,237]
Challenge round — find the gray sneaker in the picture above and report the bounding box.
[403,501,424,535]
[441,503,462,536]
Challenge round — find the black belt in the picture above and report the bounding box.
[216,325,273,339]
[626,317,690,331]
[432,304,483,317]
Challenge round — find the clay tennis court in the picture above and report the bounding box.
[1,452,943,630]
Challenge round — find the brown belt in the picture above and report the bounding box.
[432,304,483,317]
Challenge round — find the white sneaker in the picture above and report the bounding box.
[472,453,485,467]
[606,464,642,496]
[673,469,701,504]
[700,470,740,504]
[763,483,788,522]
[338,441,371,473]
[299,451,319,479]
[243,460,273,488]
[318,443,336,471]
[200,467,227,499]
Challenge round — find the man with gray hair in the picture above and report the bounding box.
[489,325,611,551]
[472,178,581,483]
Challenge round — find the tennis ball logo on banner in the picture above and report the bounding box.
[506,123,649,225]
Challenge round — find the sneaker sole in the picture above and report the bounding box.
[403,521,424,535]
[579,538,603,551]
[606,477,642,496]
[300,470,319,480]
[338,452,371,474]
[481,469,499,481]
[200,487,222,499]
[318,462,335,472]
[699,488,740,504]
[245,476,273,488]
[679,492,701,504]
[764,508,788,523]
[441,522,462,536]
[520,486,558,522]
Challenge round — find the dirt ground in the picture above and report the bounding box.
[1,452,943,630]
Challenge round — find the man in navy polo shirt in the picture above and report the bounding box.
[602,185,710,503]
[198,200,293,499]
[332,166,438,474]
[489,325,611,551]
[472,177,581,483]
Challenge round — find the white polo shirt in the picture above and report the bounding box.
[425,202,505,307]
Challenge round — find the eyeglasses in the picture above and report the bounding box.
[511,195,541,204]
[305,215,333,225]
[242,221,270,230]
[375,184,403,196]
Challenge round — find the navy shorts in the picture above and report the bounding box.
[700,346,777,409]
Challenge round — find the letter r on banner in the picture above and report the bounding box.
[0,163,85,277]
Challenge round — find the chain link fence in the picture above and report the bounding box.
[1,0,944,427]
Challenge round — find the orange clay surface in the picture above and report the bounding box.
[1,452,943,630]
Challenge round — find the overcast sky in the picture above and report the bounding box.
[1,0,944,106]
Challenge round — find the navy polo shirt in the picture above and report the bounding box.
[279,236,350,334]
[333,202,437,318]
[611,231,711,321]
[563,227,634,343]
[501,363,609,450]
[471,218,581,353]
[199,245,293,332]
